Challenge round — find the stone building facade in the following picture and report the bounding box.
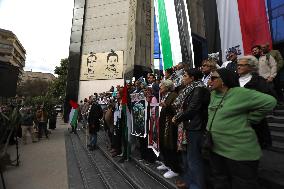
[0,28,26,97]
[0,28,26,71]
[65,0,208,118]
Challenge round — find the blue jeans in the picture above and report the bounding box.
[183,131,205,189]
[89,133,97,147]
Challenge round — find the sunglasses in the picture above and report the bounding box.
[210,76,220,81]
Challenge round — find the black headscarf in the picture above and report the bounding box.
[216,68,240,88]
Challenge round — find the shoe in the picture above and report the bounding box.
[176,180,187,189]
[111,151,119,157]
[163,170,178,178]
[157,164,169,171]
[110,149,116,153]
[155,160,163,165]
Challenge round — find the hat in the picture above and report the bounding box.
[216,68,240,88]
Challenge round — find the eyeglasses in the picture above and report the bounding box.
[210,76,220,81]
[237,64,249,67]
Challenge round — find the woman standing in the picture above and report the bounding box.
[207,68,276,189]
[173,68,210,189]
[158,80,179,178]
[201,59,217,87]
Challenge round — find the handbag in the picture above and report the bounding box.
[201,91,228,158]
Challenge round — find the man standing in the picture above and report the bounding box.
[251,45,277,83]
[81,98,90,128]
[261,43,284,102]
[226,50,238,73]
[21,107,37,144]
[88,97,103,150]
[36,105,48,139]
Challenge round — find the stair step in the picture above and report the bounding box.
[269,141,284,153]
[275,104,284,110]
[259,150,284,189]
[268,123,284,132]
[273,110,284,116]
[271,131,284,142]
[266,115,284,124]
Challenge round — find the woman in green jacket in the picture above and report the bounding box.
[207,68,276,189]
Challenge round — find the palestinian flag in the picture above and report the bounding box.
[69,100,79,128]
[154,0,194,69]
[122,85,131,159]
[204,0,272,61]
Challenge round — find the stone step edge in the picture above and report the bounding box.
[259,176,284,189]
[130,157,178,189]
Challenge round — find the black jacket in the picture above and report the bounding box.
[244,74,277,98]
[226,60,238,73]
[88,102,103,133]
[175,87,210,131]
[244,74,276,148]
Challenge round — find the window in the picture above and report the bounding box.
[267,0,284,43]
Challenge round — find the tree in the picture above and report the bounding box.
[17,79,51,97]
[48,58,68,102]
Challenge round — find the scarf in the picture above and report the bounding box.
[173,80,205,111]
[173,80,205,151]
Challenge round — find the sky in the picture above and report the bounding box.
[0,0,74,74]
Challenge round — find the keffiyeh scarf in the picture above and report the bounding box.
[173,80,205,151]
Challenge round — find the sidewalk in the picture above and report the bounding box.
[3,117,68,189]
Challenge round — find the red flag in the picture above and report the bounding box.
[237,0,272,55]
[69,100,79,109]
[122,85,128,105]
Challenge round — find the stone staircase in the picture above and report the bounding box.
[258,104,284,189]
[267,105,284,153]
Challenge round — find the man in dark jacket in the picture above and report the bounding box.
[88,98,103,150]
[226,50,238,73]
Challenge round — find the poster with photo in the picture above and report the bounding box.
[130,93,147,138]
[148,96,160,157]
[80,50,124,80]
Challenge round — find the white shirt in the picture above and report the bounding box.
[221,61,231,68]
[239,73,252,87]
[202,74,211,87]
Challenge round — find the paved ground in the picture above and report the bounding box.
[3,117,68,189]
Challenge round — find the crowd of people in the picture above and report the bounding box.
[74,43,282,189]
[0,103,58,146]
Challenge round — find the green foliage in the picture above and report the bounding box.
[17,79,51,97]
[48,58,68,103]
[54,58,68,76]
[16,58,68,115]
[23,96,58,115]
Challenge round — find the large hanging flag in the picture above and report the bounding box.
[154,0,195,69]
[205,0,272,61]
[121,85,131,159]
